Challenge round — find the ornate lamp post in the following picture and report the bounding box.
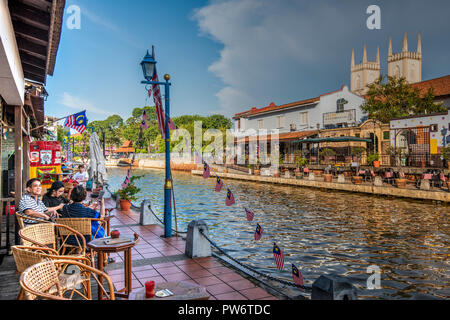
[140,48,172,238]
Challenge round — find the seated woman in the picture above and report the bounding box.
[61,185,106,242]
[42,181,71,215]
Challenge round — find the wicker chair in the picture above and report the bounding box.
[11,246,91,300]
[15,212,52,230]
[19,260,115,300]
[18,223,90,264]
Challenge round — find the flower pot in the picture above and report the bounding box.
[273,171,280,178]
[373,160,380,168]
[352,176,363,185]
[396,178,406,189]
[323,174,332,182]
[119,199,132,211]
[254,169,260,176]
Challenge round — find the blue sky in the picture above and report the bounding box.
[44,0,450,123]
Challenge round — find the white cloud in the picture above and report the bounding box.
[60,92,113,117]
[192,0,362,116]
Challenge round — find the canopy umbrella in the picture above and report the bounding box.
[89,132,108,184]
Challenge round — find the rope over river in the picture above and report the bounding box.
[107,167,449,300]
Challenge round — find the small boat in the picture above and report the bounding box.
[117,159,132,167]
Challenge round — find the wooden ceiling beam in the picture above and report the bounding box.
[9,1,50,30]
[11,19,49,45]
[15,36,48,59]
[23,71,46,85]
[19,52,47,70]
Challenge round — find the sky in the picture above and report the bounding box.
[44,0,450,124]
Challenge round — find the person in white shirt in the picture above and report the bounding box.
[73,164,89,187]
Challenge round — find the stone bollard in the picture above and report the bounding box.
[139,199,159,225]
[308,173,315,181]
[185,220,211,258]
[115,193,121,209]
[311,275,358,300]
[337,174,345,183]
[374,176,383,186]
[420,179,430,191]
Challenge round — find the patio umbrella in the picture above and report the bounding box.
[89,132,108,184]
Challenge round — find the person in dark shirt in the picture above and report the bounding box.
[42,181,70,215]
[61,185,106,240]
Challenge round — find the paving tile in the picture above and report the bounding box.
[173,259,197,266]
[138,276,167,285]
[205,283,234,295]
[155,266,182,276]
[216,272,246,282]
[193,276,223,286]
[214,291,248,300]
[152,261,175,268]
[197,260,224,268]
[260,296,278,300]
[177,263,205,272]
[162,272,192,282]
[239,287,272,300]
[227,279,257,291]
[132,265,154,272]
[161,249,183,257]
[141,252,164,259]
[133,269,160,279]
[204,266,234,274]
[184,269,213,278]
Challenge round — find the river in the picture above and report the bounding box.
[106,167,449,300]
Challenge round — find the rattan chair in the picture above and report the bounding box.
[15,212,52,230]
[11,246,91,300]
[19,259,115,300]
[18,223,89,264]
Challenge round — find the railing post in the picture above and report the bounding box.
[185,220,211,258]
[139,199,158,225]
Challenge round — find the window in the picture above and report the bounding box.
[336,98,348,113]
[300,112,308,126]
[430,124,438,132]
[257,119,264,129]
[383,131,390,140]
[277,115,285,128]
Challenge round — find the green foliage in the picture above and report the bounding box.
[361,75,446,123]
[366,152,380,165]
[295,157,308,168]
[319,148,336,157]
[441,146,450,161]
[351,147,366,157]
[118,175,143,202]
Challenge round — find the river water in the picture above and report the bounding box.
[107,167,449,300]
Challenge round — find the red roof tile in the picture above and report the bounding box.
[411,75,450,98]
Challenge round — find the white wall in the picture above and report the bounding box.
[0,0,24,105]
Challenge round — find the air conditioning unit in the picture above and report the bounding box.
[290,124,297,131]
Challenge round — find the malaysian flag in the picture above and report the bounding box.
[215,176,224,192]
[121,176,130,189]
[254,224,263,241]
[225,188,235,206]
[273,243,284,271]
[202,162,210,179]
[64,111,87,134]
[292,264,305,291]
[244,207,254,221]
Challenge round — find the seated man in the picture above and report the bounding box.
[19,178,62,225]
[73,164,89,187]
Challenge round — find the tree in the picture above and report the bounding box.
[361,75,446,123]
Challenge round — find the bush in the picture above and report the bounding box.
[367,152,380,165]
[319,148,336,157]
[118,175,143,202]
[441,146,450,161]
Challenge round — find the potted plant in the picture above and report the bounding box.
[351,147,365,165]
[319,148,336,164]
[367,152,380,167]
[295,157,308,179]
[118,175,142,211]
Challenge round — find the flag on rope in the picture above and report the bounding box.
[292,264,305,291]
[215,176,224,192]
[273,243,285,271]
[202,162,210,179]
[64,110,87,134]
[121,176,130,189]
[244,207,254,222]
[140,110,149,130]
[225,188,235,206]
[254,223,263,241]
[127,169,131,178]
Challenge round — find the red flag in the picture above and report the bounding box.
[273,243,284,271]
[244,207,254,221]
[203,162,210,179]
[225,188,235,206]
[254,224,263,240]
[292,264,305,291]
[121,176,130,189]
[215,176,224,192]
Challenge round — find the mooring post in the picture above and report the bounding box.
[139,199,159,225]
[311,275,358,300]
[115,193,120,209]
[185,220,211,258]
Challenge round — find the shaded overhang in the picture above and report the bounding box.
[293,136,372,143]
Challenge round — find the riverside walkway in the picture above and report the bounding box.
[0,196,278,300]
[191,170,450,203]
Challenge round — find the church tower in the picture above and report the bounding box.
[350,44,380,95]
[387,32,422,83]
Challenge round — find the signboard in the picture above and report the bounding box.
[323,109,356,126]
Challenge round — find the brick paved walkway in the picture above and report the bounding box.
[104,198,278,300]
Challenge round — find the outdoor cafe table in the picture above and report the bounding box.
[128,280,210,300]
[87,233,139,300]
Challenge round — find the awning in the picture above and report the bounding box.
[292,136,372,143]
[236,130,318,143]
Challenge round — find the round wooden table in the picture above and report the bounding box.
[87,233,139,299]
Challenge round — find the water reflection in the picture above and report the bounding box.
[107,167,449,299]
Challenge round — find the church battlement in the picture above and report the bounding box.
[351,62,380,72]
[388,51,422,62]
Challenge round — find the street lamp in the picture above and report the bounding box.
[140,47,172,238]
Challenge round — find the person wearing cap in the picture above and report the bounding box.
[42,181,71,215]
